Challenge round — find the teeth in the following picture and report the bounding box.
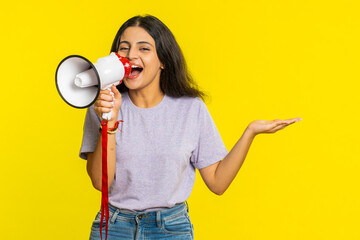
[132,65,142,69]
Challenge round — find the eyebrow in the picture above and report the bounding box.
[119,41,154,47]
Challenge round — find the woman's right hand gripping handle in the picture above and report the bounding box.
[94,84,123,125]
[86,84,122,191]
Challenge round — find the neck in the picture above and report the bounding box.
[128,87,165,108]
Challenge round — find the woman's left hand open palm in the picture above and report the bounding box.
[248,117,302,135]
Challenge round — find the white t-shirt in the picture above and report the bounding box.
[80,92,228,211]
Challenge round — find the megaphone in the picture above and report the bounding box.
[55,52,131,120]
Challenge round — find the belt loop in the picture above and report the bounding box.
[185,201,189,213]
[110,209,120,224]
[156,211,161,228]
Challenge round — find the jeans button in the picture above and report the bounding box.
[138,215,143,219]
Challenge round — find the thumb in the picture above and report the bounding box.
[111,84,122,100]
[271,119,286,127]
[272,119,283,123]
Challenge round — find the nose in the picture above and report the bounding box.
[127,48,138,60]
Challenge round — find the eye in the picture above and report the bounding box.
[140,47,150,51]
[119,47,129,51]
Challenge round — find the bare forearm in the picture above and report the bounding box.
[87,130,117,191]
[213,127,256,194]
[200,118,301,195]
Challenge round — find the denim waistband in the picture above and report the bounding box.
[106,202,189,225]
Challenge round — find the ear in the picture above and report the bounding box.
[160,62,165,69]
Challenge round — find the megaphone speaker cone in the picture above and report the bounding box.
[55,55,100,109]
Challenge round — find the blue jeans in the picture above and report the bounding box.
[89,202,194,240]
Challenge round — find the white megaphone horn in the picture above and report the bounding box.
[55,52,131,120]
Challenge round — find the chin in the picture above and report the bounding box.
[123,79,142,91]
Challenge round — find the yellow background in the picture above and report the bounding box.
[1,0,359,239]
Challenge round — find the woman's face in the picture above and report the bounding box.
[118,26,163,93]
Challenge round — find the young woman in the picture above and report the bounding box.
[79,15,302,240]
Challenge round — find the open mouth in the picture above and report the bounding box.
[130,65,143,77]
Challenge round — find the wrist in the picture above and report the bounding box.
[99,120,123,134]
[107,120,119,129]
[104,115,119,128]
[245,126,257,138]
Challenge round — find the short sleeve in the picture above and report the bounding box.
[190,100,228,169]
[79,105,101,160]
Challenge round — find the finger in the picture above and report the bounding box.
[98,92,114,102]
[271,119,287,127]
[285,117,303,124]
[95,106,112,113]
[267,121,288,132]
[277,118,298,125]
[95,100,113,108]
[273,120,287,127]
[271,124,287,133]
[272,119,283,123]
[275,119,299,131]
[99,88,111,95]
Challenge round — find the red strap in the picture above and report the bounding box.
[100,120,109,240]
[108,120,124,131]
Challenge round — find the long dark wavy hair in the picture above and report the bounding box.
[111,15,205,100]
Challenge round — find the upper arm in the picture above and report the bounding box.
[85,152,102,191]
[86,152,94,176]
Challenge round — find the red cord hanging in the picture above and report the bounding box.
[100,120,109,240]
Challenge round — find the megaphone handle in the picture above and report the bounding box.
[101,86,115,121]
